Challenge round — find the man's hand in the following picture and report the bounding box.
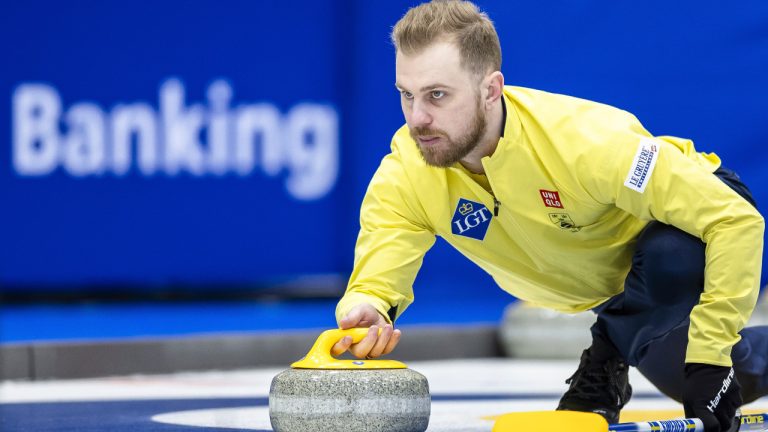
[331,303,401,359]
[683,363,742,432]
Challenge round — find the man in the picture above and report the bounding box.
[331,1,767,430]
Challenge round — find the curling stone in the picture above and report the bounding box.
[269,328,430,432]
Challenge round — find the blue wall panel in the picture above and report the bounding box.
[1,1,766,294]
[1,1,348,289]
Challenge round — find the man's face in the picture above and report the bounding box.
[395,40,487,167]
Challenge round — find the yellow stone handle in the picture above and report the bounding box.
[290,328,407,369]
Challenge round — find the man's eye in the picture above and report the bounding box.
[402,91,414,100]
[431,90,445,99]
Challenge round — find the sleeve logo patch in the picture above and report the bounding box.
[624,138,659,193]
[451,198,492,240]
[539,189,564,208]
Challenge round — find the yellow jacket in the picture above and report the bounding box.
[336,86,764,366]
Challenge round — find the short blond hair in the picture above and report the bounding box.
[391,0,502,77]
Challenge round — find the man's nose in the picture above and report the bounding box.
[409,102,432,127]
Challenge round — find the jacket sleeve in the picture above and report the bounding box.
[577,109,765,367]
[335,151,436,325]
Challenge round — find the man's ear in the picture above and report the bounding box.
[483,71,504,109]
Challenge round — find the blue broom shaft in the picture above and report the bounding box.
[608,418,702,432]
[608,412,768,432]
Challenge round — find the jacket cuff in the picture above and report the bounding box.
[335,291,394,326]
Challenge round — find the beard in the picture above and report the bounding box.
[409,96,487,168]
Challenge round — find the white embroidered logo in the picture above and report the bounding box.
[624,138,660,193]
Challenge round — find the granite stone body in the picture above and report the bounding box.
[269,368,430,432]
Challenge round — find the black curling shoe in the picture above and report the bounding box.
[556,347,633,425]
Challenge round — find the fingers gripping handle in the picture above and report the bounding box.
[290,328,407,370]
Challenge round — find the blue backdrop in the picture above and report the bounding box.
[1,1,766,296]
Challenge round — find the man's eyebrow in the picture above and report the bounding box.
[394,83,454,92]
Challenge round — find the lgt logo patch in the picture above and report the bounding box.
[452,198,492,240]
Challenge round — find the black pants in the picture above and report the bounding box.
[591,167,768,403]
